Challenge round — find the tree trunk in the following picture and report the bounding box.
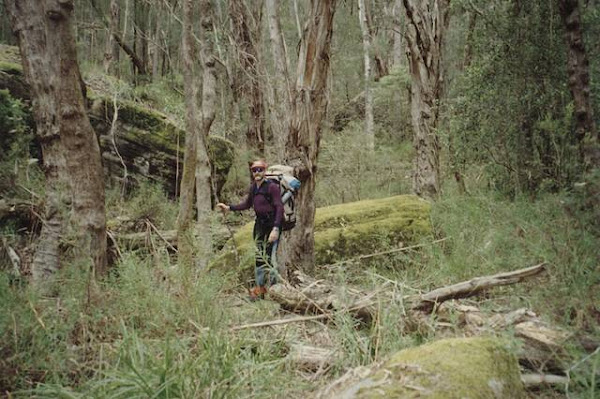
[402,0,450,199]
[177,0,199,266]
[195,0,217,269]
[104,0,120,76]
[358,0,375,151]
[281,0,337,278]
[266,0,293,161]
[151,3,162,81]
[133,0,149,83]
[229,0,266,155]
[5,0,107,281]
[392,0,404,68]
[558,0,599,169]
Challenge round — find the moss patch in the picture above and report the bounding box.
[211,195,431,273]
[341,337,525,398]
[0,45,22,68]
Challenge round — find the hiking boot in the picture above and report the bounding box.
[248,286,267,301]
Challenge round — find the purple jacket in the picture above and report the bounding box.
[229,180,284,228]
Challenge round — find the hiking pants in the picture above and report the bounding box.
[253,221,279,287]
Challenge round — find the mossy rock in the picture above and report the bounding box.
[89,97,235,198]
[211,195,431,273]
[0,45,29,102]
[0,44,235,198]
[327,337,525,399]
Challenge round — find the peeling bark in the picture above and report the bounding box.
[177,0,200,265]
[229,0,266,155]
[559,0,599,169]
[281,0,337,278]
[195,0,217,269]
[5,0,107,281]
[402,0,450,199]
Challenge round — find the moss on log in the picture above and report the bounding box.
[320,337,525,399]
[211,195,431,273]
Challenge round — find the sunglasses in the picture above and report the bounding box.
[251,167,264,173]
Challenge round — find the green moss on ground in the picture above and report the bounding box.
[340,337,525,398]
[211,195,431,273]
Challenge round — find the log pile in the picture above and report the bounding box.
[264,262,592,387]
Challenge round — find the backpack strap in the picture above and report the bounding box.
[251,180,274,206]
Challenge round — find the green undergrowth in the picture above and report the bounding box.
[0,254,315,398]
[1,182,598,397]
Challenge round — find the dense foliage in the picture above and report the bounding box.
[0,0,598,397]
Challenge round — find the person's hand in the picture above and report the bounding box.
[268,227,280,243]
[216,203,230,213]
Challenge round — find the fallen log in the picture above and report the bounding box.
[114,229,178,250]
[410,263,546,312]
[270,264,547,325]
[268,272,375,323]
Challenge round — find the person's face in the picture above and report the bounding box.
[251,166,265,181]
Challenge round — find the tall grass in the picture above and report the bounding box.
[2,118,598,397]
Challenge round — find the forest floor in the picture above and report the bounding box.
[2,177,599,398]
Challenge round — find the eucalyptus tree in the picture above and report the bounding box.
[177,0,200,265]
[229,0,266,155]
[195,0,217,269]
[559,0,598,169]
[266,0,293,160]
[5,0,107,282]
[177,0,216,269]
[402,0,450,199]
[358,0,375,151]
[281,0,337,276]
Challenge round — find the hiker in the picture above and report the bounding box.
[217,160,284,300]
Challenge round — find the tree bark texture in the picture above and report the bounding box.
[195,0,218,269]
[133,0,150,82]
[229,0,266,155]
[5,0,108,280]
[282,0,337,278]
[392,0,404,68]
[177,0,200,266]
[358,0,375,151]
[266,0,293,161]
[402,0,450,199]
[103,0,120,76]
[558,0,599,169]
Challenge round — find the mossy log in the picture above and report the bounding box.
[211,195,432,275]
[317,337,526,399]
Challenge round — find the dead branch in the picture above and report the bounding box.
[410,263,547,312]
[286,344,337,371]
[230,314,330,331]
[115,229,177,249]
[521,373,568,387]
[1,236,21,277]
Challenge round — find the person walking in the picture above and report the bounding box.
[217,160,284,300]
